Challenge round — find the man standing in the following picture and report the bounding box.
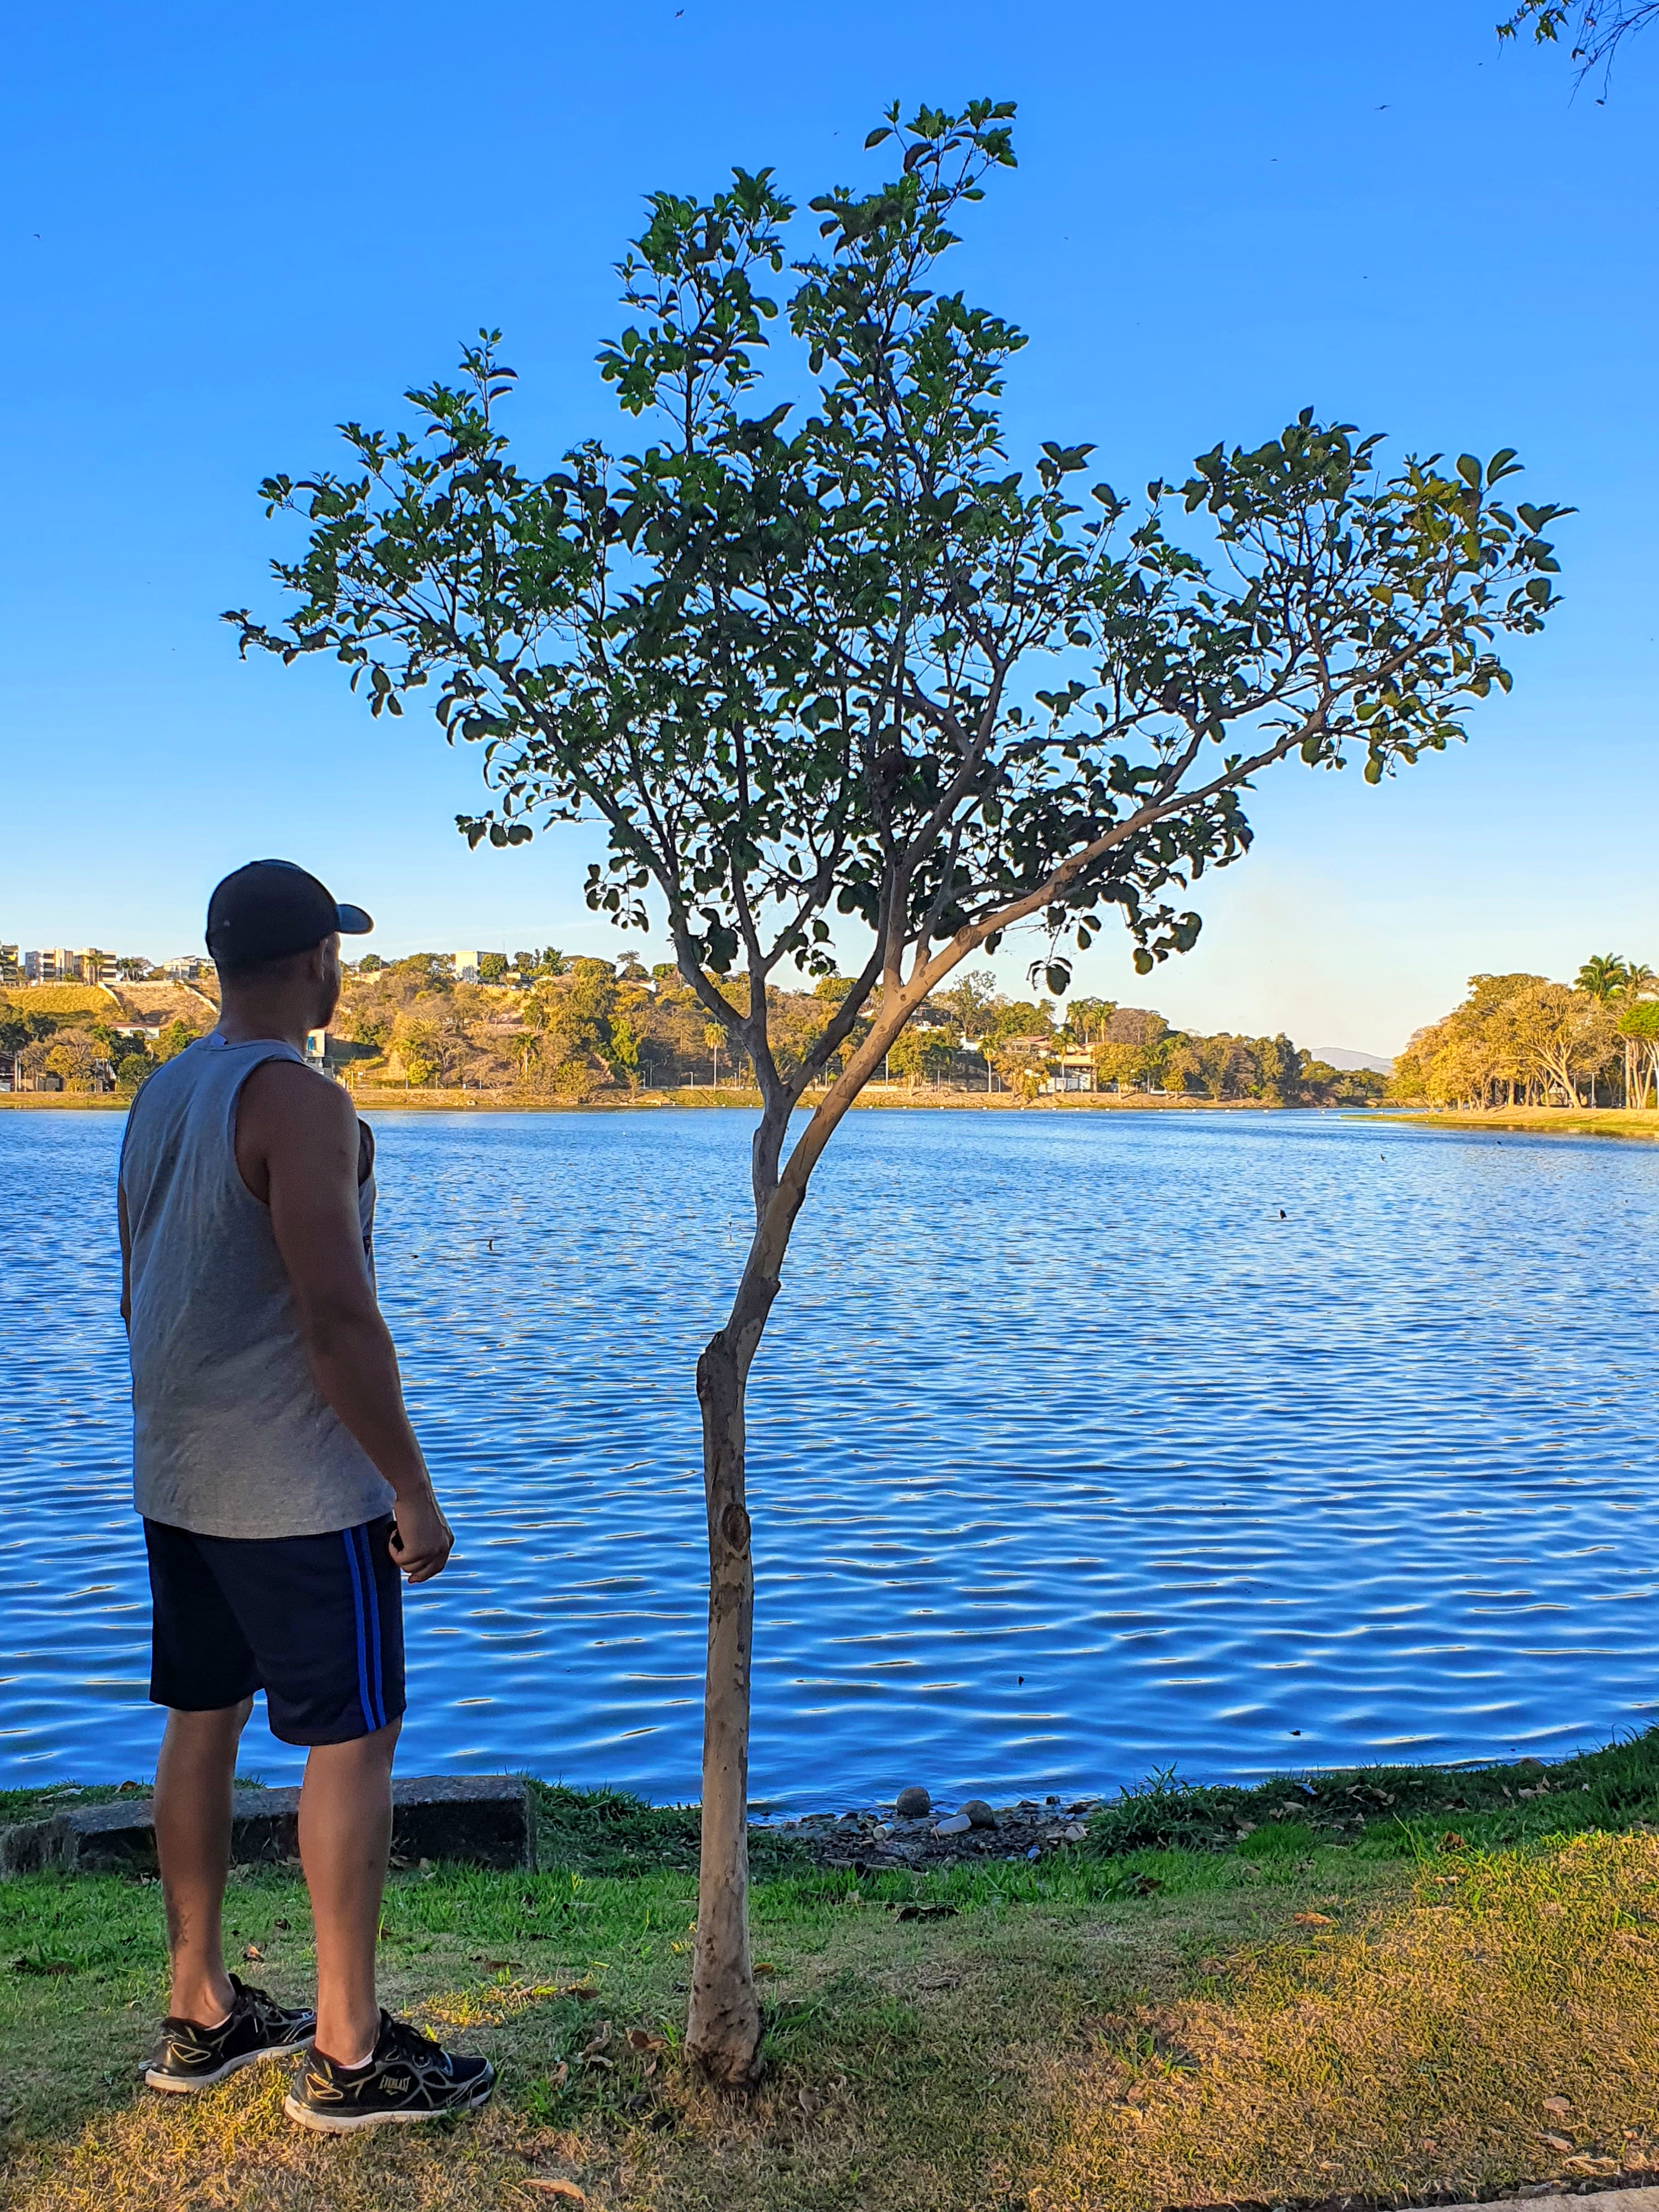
[119,859,494,2132]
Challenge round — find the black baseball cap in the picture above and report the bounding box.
[206,859,374,970]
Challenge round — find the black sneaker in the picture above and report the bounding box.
[145,1976,316,2093]
[283,2011,496,2132]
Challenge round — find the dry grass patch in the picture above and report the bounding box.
[1029,1830,1659,2210]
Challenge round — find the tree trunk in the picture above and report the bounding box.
[686,1318,765,2086]
[676,970,962,2087]
[685,1080,794,2089]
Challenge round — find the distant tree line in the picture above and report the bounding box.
[1390,956,1659,1109]
[325,954,1384,1105]
[904,970,1383,1103]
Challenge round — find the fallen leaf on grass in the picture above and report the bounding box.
[626,2028,667,2052]
[1196,1957,1226,1975]
[1541,2132,1574,2153]
[753,1961,778,1975]
[1293,1912,1333,1927]
[523,2183,586,2204]
[1543,2096,1573,2117]
[897,1903,958,1921]
[1439,1831,1466,1853]
[563,1984,599,2000]
[1130,1875,1164,1896]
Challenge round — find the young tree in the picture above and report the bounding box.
[227,103,1566,2084]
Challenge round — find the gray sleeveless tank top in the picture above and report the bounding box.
[119,1036,395,1539]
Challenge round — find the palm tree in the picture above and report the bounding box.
[1577,955,1629,1092]
[1576,952,1630,1003]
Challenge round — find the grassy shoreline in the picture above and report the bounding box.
[12,1090,1659,1140]
[1379,1107,1659,1142]
[9,1737,1659,2209]
[0,1086,1300,1117]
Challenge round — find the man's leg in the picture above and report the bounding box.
[153,1696,252,2026]
[298,1715,401,2067]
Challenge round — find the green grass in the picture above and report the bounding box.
[8,1736,1659,2209]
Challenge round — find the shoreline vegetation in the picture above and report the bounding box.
[8,1733,1659,2209]
[10,1087,1659,1144]
[1,1085,1358,1116]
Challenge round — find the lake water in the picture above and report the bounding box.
[1,1105,1655,1813]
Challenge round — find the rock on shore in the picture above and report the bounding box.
[768,1793,1099,1870]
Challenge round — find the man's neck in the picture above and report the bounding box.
[214,992,318,1053]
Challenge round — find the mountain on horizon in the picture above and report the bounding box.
[1312,1045,1394,1075]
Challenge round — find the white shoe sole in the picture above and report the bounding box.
[145,2042,306,2094]
[283,2076,495,2132]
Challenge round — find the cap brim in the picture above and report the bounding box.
[335,904,374,936]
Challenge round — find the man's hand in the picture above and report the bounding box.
[390,1491,454,1584]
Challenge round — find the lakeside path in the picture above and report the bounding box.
[9,1737,1659,2210]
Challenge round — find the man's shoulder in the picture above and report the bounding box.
[240,1056,355,1130]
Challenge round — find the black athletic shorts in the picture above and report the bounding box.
[144,1516,405,1745]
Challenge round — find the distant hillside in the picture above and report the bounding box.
[2,983,120,1017]
[112,980,219,1025]
[1313,1045,1395,1074]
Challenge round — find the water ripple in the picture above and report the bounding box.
[1,1107,1656,1810]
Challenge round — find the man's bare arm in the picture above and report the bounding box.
[236,1059,452,1582]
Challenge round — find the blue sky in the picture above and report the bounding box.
[3,0,1654,1054]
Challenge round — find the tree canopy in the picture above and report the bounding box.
[230,101,1565,1228]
